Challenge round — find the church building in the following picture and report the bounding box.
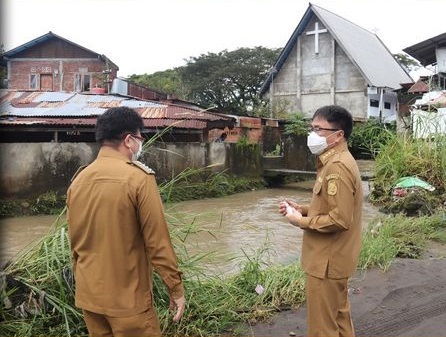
[260,3,414,122]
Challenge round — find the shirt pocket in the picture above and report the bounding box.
[313,181,322,195]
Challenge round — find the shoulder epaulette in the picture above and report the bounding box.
[71,165,88,182]
[127,161,155,175]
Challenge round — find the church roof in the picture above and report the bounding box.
[260,3,413,96]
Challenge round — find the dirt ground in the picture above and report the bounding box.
[238,243,446,337]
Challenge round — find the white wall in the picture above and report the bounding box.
[367,88,398,122]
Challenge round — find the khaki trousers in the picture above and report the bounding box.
[82,307,161,337]
[306,273,355,337]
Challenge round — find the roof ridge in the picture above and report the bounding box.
[310,3,376,38]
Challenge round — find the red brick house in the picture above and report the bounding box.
[3,31,118,93]
[1,32,283,148]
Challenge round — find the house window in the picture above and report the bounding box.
[30,74,39,90]
[370,99,379,108]
[384,102,391,109]
[74,74,91,92]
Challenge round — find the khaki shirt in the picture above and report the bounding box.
[67,147,184,317]
[298,142,363,279]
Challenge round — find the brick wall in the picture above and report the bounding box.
[7,59,115,92]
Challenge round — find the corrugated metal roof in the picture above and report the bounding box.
[0,117,208,129]
[403,32,446,66]
[0,117,96,126]
[143,118,208,129]
[413,90,446,107]
[0,90,236,130]
[32,92,76,102]
[408,79,429,94]
[0,91,23,103]
[1,90,169,117]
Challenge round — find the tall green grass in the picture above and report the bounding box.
[4,205,444,336]
[359,213,446,271]
[361,124,446,270]
[348,118,395,159]
[159,168,266,203]
[370,133,446,206]
[0,210,84,336]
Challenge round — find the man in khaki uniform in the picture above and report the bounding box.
[67,107,185,336]
[279,105,362,337]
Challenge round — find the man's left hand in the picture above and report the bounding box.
[286,209,303,226]
[170,295,186,323]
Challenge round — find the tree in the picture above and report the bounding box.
[128,69,187,98]
[393,53,421,72]
[179,47,281,116]
[127,47,281,116]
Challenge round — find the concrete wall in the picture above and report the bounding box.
[0,143,96,198]
[143,142,227,181]
[0,142,263,198]
[283,135,316,172]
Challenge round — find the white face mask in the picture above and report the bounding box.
[307,130,341,155]
[307,131,328,155]
[129,136,143,161]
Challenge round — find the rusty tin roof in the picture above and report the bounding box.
[0,90,235,130]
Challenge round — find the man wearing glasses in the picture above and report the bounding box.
[279,105,363,336]
[67,106,185,336]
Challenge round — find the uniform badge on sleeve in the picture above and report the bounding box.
[327,180,338,195]
[326,174,339,196]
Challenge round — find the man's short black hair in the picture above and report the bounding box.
[313,105,353,139]
[95,107,144,143]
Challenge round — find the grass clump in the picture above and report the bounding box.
[154,246,305,336]
[370,133,446,209]
[348,119,395,159]
[358,213,446,271]
[0,191,66,219]
[0,211,84,336]
[1,210,305,337]
[160,169,266,202]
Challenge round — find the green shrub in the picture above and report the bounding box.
[348,118,395,159]
[370,133,446,208]
[0,192,66,218]
[283,112,309,136]
[359,213,446,270]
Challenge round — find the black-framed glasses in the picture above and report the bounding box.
[308,126,340,133]
[130,134,145,142]
[122,133,145,142]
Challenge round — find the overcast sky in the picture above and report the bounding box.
[1,0,445,78]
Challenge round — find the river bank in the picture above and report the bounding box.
[240,242,446,337]
[0,160,376,219]
[0,174,268,219]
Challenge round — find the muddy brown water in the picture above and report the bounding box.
[0,181,379,274]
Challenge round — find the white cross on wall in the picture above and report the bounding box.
[306,21,327,54]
